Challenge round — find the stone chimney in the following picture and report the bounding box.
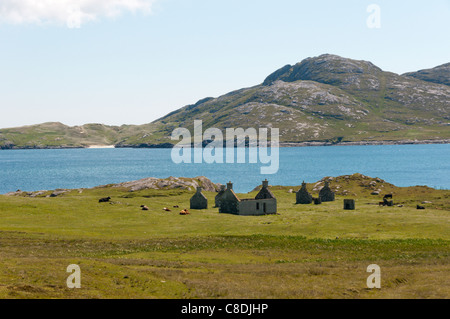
[262,179,269,188]
[227,182,233,190]
[196,187,202,193]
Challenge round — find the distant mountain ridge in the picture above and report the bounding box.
[1,54,449,149]
[403,63,450,86]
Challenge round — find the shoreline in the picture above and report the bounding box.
[1,139,449,150]
[279,139,450,147]
[86,145,116,149]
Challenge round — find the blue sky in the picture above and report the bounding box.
[0,0,449,128]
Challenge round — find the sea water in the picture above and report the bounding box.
[0,144,448,194]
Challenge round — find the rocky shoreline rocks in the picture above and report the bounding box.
[108,176,221,192]
[279,139,450,147]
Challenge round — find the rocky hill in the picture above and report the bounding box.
[404,63,450,86]
[1,54,449,149]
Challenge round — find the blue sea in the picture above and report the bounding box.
[0,144,449,194]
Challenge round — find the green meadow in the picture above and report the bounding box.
[0,176,449,299]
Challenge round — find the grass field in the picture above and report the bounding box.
[0,175,449,299]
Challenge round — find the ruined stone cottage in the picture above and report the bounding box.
[219,180,277,216]
[219,182,241,214]
[296,181,313,204]
[319,181,335,202]
[190,187,208,210]
[215,185,226,208]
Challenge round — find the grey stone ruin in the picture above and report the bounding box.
[344,199,356,210]
[255,179,276,200]
[190,187,208,210]
[215,185,226,208]
[319,181,335,202]
[296,181,313,204]
[219,182,241,214]
[219,180,277,216]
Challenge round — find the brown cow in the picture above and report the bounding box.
[180,209,190,215]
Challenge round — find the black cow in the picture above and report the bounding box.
[384,194,393,199]
[417,205,426,210]
[99,197,111,203]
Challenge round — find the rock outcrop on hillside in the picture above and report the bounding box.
[4,176,221,196]
[109,176,220,192]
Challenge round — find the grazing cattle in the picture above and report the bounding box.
[163,207,171,212]
[417,205,426,210]
[99,197,111,203]
[180,209,190,215]
[384,194,393,199]
[141,205,149,211]
[381,198,394,207]
[379,202,386,207]
[173,205,180,208]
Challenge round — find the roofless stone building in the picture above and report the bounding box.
[219,180,277,216]
[319,181,335,202]
[215,185,226,208]
[296,181,313,204]
[190,187,208,210]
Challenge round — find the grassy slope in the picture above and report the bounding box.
[0,122,119,148]
[0,175,449,299]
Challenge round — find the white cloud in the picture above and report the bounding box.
[0,0,156,28]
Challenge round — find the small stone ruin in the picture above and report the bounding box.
[215,185,226,208]
[296,182,313,204]
[344,199,356,210]
[190,187,208,210]
[319,181,335,202]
